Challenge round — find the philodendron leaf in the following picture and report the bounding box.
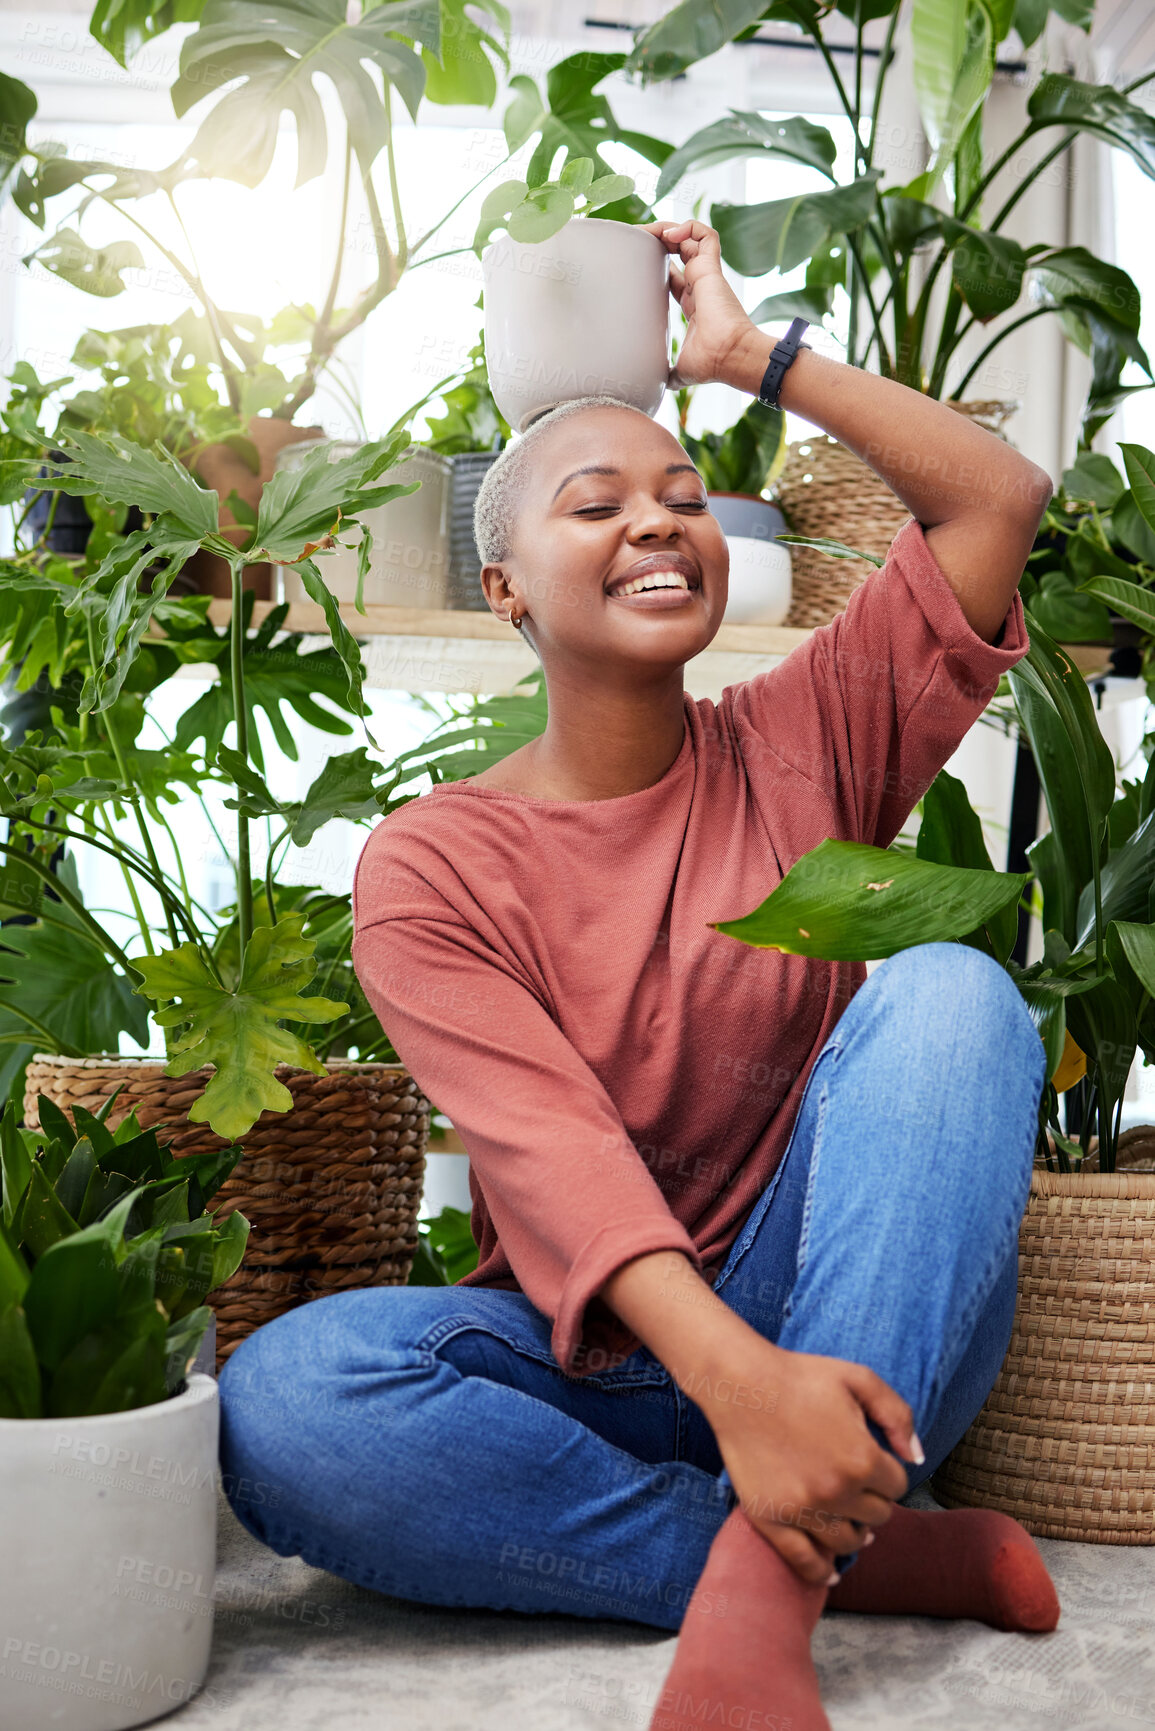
[43,430,219,540]
[776,534,886,568]
[133,916,349,1140]
[253,431,414,559]
[709,837,1028,962]
[289,748,381,845]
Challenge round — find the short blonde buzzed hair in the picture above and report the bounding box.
[472,394,652,567]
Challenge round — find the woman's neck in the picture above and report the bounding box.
[478,669,689,801]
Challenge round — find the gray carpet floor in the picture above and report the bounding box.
[164,1485,1155,1730]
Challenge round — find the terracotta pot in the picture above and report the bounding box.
[179,417,324,599]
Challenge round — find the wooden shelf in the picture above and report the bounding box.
[205,599,813,658]
[194,600,1121,698]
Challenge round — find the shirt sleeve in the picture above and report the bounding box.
[729,517,1031,848]
[351,830,702,1376]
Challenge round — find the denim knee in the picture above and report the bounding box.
[874,941,1045,1081]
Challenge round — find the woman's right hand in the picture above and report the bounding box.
[597,1251,921,1587]
[706,1337,921,1585]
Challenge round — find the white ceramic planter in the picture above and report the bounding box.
[724,536,793,625]
[0,1376,219,1731]
[483,219,670,432]
[708,493,793,625]
[278,442,450,608]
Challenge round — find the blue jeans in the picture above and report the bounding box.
[219,942,1046,1633]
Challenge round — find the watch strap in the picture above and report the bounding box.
[757,317,811,410]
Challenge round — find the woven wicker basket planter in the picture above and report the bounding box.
[932,1156,1155,1544]
[773,399,1017,631]
[23,1054,430,1366]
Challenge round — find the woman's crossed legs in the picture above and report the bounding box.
[220,942,1053,1677]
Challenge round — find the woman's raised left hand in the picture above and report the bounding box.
[644,218,760,390]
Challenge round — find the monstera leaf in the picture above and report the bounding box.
[172,0,441,186]
[170,599,359,771]
[133,915,348,1139]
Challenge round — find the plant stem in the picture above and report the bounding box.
[947,306,1051,400]
[93,805,154,955]
[85,615,179,946]
[383,84,408,273]
[318,134,354,340]
[0,839,133,971]
[229,560,253,956]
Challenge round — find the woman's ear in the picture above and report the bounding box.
[480,563,515,620]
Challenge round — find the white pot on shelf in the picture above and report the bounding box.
[277,442,451,609]
[709,493,793,626]
[483,219,671,432]
[0,1375,218,1731]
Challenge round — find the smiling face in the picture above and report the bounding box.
[481,406,729,673]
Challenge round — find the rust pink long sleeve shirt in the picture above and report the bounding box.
[351,520,1030,1376]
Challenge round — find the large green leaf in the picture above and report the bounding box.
[44,430,219,539]
[951,228,1026,322]
[1119,443,1155,532]
[627,0,824,83]
[0,1304,41,1418]
[910,0,970,153]
[1031,247,1143,335]
[22,1232,120,1370]
[134,915,348,1139]
[0,869,149,1072]
[89,0,208,69]
[1027,75,1155,181]
[1062,451,1125,509]
[173,0,438,186]
[1112,493,1155,567]
[375,669,547,812]
[170,597,358,771]
[253,432,414,558]
[708,837,1028,961]
[714,173,882,278]
[1110,920,1155,1000]
[1009,624,1116,878]
[916,767,1019,964]
[0,71,36,201]
[521,54,671,197]
[421,0,508,106]
[1076,574,1155,634]
[1075,809,1155,951]
[23,229,146,299]
[655,112,837,202]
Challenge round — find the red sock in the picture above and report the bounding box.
[825,1505,1059,1631]
[649,1508,831,1731]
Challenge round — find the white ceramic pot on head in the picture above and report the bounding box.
[483,219,671,432]
[0,1376,219,1731]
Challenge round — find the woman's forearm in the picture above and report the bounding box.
[599,1249,782,1401]
[717,329,1052,643]
[719,330,1050,531]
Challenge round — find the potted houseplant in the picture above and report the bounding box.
[478,161,670,431]
[0,428,439,1360]
[0,1095,248,1729]
[421,337,512,612]
[703,525,1155,1537]
[626,0,1155,624]
[676,387,793,623]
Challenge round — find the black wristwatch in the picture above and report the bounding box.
[757,317,812,410]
